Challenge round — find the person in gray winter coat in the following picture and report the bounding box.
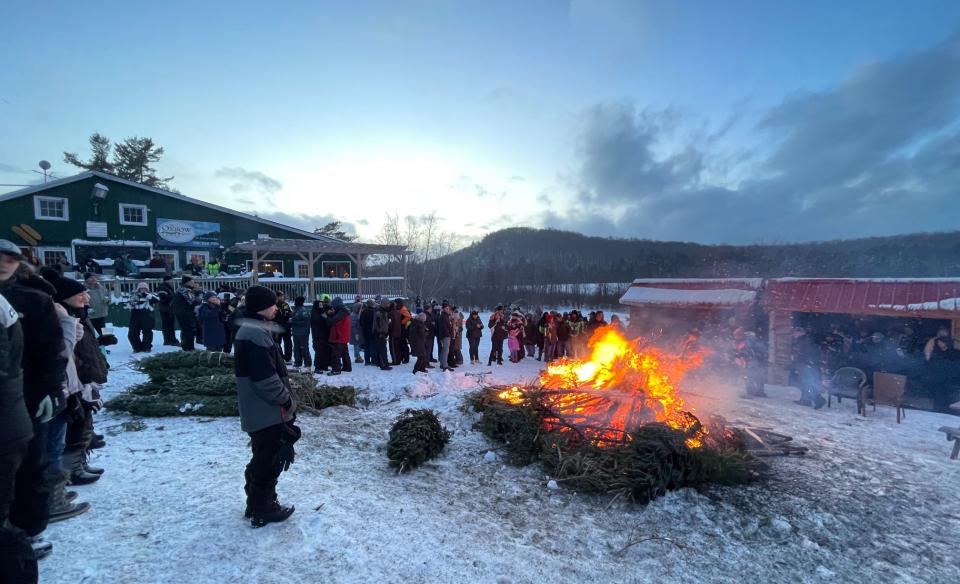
[234,286,299,527]
[83,273,110,335]
[349,295,364,364]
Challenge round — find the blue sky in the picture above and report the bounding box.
[2,1,959,244]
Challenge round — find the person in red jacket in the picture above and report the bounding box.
[325,297,352,375]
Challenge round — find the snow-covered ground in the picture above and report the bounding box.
[41,318,960,584]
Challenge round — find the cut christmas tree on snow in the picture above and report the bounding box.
[108,354,360,417]
[386,409,452,473]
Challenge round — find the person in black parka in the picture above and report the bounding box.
[156,275,180,346]
[172,276,201,351]
[487,307,507,366]
[464,310,484,365]
[359,299,376,366]
[0,289,39,582]
[409,313,429,374]
[310,298,332,373]
[0,245,68,550]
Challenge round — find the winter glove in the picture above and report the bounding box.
[98,334,118,346]
[84,387,103,413]
[35,395,55,423]
[273,423,302,473]
[65,393,85,424]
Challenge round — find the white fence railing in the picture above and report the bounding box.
[84,275,405,301]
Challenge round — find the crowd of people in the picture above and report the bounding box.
[132,277,629,378]
[672,317,960,412]
[790,321,960,412]
[1,240,114,581]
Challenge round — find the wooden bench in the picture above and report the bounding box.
[938,426,960,460]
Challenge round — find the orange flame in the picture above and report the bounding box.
[501,326,706,447]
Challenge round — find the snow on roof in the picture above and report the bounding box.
[620,286,757,307]
[870,298,960,312]
[772,277,960,283]
[631,278,764,288]
[72,239,152,247]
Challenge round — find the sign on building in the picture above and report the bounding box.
[156,218,221,247]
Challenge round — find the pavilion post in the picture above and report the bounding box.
[307,251,316,300]
[251,246,259,285]
[352,253,363,298]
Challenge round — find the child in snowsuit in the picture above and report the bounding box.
[198,292,227,351]
[507,326,521,363]
[127,282,158,352]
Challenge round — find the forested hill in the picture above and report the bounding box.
[439,227,960,285]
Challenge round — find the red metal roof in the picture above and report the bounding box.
[765,278,960,316]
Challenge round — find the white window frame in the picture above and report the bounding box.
[293,260,311,278]
[246,259,284,275]
[154,250,180,272]
[37,246,73,266]
[118,203,148,226]
[33,195,69,221]
[321,260,351,278]
[187,251,210,266]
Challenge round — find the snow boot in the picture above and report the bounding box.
[48,472,91,523]
[65,490,78,502]
[89,435,106,450]
[250,502,295,528]
[29,537,53,560]
[82,451,104,475]
[327,371,341,376]
[64,450,101,486]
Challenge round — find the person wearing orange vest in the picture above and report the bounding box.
[397,299,412,364]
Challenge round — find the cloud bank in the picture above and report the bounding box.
[544,34,960,244]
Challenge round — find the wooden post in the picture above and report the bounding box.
[307,251,315,300]
[768,309,793,385]
[251,246,259,285]
[352,253,363,298]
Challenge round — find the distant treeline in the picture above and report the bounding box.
[369,227,960,308]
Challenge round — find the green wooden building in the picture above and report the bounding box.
[0,170,356,278]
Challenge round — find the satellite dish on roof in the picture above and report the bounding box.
[38,160,51,171]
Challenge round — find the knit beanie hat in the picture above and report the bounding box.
[42,271,86,303]
[181,275,194,285]
[245,285,277,313]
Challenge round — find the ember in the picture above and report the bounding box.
[498,326,706,447]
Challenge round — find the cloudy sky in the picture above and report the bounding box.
[1,1,959,244]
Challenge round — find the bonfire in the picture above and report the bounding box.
[497,326,707,447]
[469,326,761,503]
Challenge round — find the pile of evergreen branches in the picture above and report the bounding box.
[467,386,764,504]
[108,353,357,417]
[386,409,451,473]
